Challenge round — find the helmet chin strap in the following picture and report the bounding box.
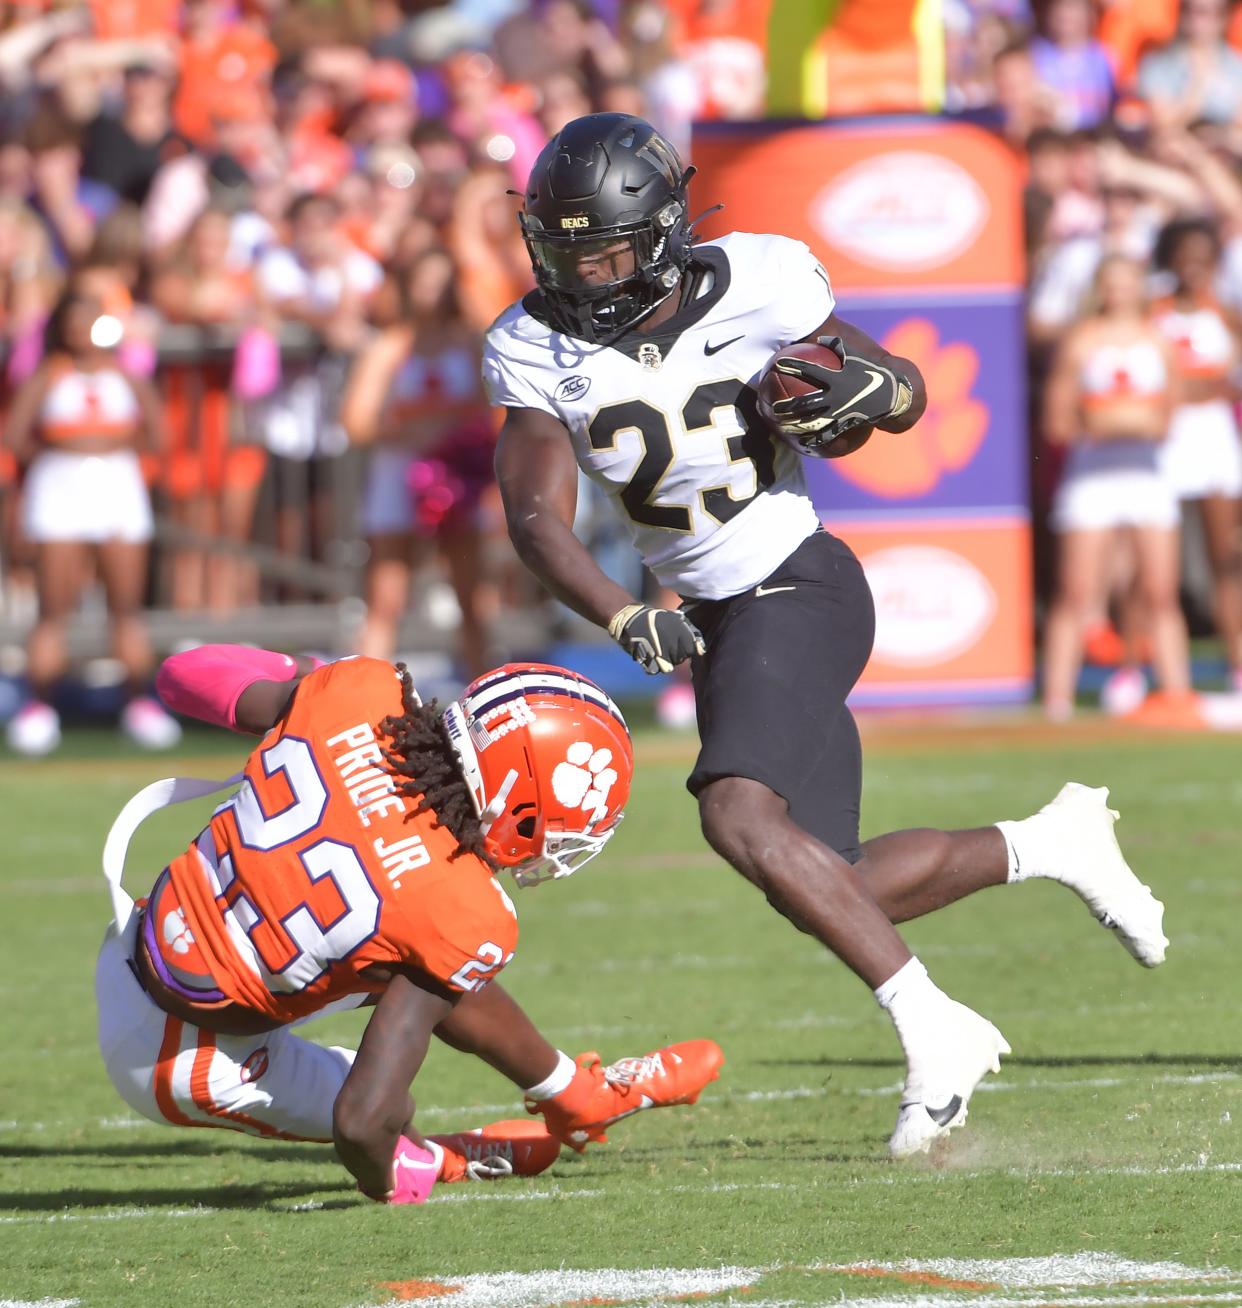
[478,768,520,834]
[592,269,681,347]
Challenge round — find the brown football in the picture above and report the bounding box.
[756,341,874,460]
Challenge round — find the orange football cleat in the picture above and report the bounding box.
[528,1039,724,1150]
[428,1118,561,1183]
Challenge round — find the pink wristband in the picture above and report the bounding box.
[155,645,309,730]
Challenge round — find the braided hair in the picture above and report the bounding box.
[379,664,491,864]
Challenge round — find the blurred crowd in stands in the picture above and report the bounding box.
[955,0,1242,724]
[0,0,1240,752]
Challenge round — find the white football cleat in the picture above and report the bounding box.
[1037,782,1168,967]
[889,1002,1010,1159]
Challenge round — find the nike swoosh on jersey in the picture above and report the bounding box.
[834,369,885,413]
[754,584,796,597]
[704,335,743,356]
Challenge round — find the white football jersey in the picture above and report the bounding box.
[483,231,834,600]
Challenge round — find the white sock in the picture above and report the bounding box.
[522,1050,577,1101]
[995,812,1058,884]
[874,956,949,1046]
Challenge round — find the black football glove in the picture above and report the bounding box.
[608,603,706,674]
[770,336,913,446]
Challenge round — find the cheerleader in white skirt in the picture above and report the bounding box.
[3,290,180,754]
[1043,255,1194,722]
[1151,217,1242,687]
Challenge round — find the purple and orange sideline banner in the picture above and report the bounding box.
[692,116,1032,706]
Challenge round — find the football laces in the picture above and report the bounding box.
[602,1051,667,1087]
[465,1155,515,1181]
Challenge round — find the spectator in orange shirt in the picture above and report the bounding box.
[1098,0,1179,90]
[449,160,535,334]
[89,0,179,42]
[343,58,419,158]
[152,206,267,613]
[277,64,355,198]
[662,0,770,120]
[173,0,277,147]
[336,143,421,267]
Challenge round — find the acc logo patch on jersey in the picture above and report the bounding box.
[555,375,591,402]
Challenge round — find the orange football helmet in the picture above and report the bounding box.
[442,663,633,886]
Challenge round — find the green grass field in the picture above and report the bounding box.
[2,718,1241,1308]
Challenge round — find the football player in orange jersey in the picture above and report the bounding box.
[95,647,723,1204]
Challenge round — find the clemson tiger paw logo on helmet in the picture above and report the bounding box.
[552,741,618,821]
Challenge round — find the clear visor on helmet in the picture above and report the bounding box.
[509,813,624,888]
[525,228,654,294]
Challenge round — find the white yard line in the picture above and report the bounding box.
[0,1207,218,1226]
[822,1254,1232,1286]
[427,1187,605,1204]
[725,1069,1240,1103]
[799,1296,1242,1308]
[354,1254,1242,1308]
[359,1265,762,1308]
[0,1299,81,1307]
[1,1067,1237,1136]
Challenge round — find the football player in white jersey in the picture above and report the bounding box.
[485,113,1169,1157]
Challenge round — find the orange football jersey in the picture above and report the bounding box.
[156,658,518,1023]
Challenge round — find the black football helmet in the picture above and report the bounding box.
[519,113,695,343]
